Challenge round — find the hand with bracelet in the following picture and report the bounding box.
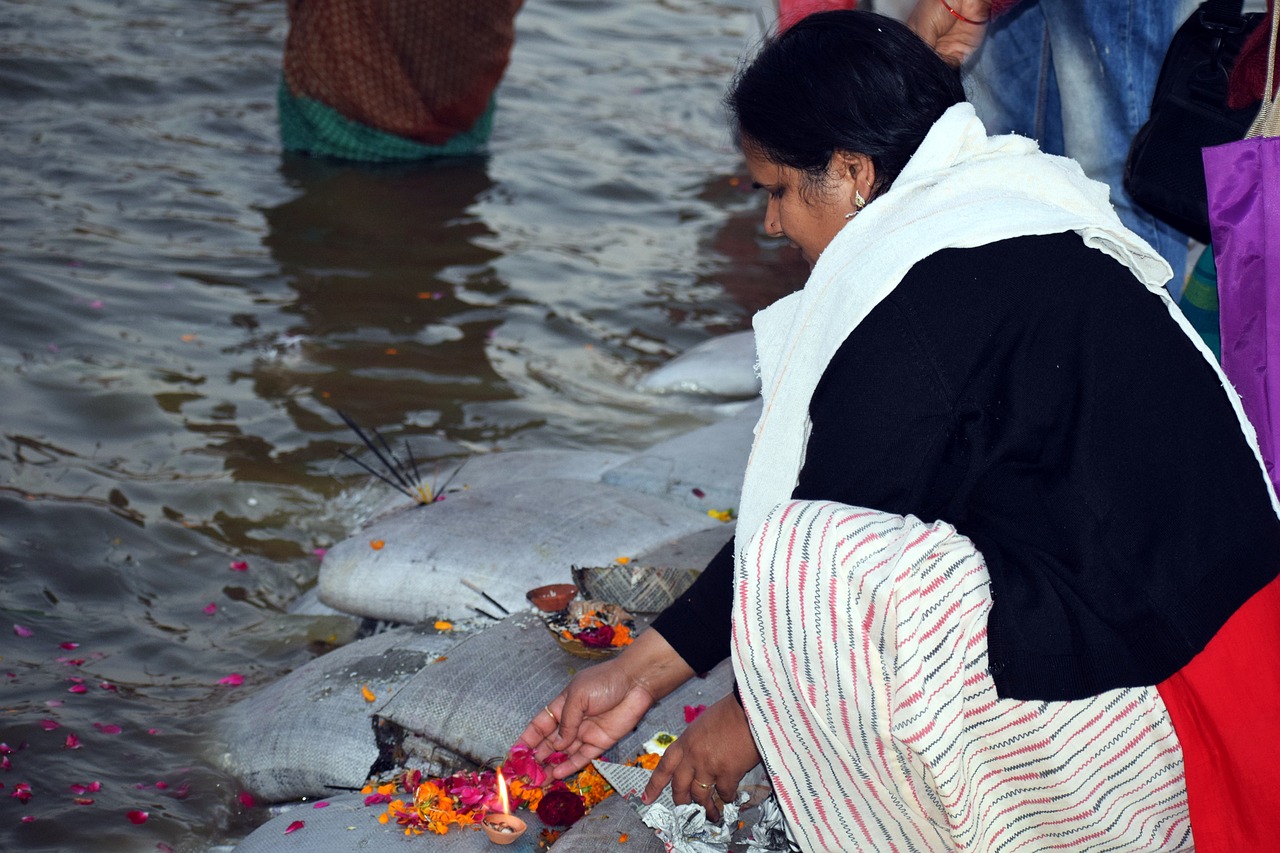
[906,0,991,67]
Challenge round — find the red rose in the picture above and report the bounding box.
[577,624,615,648]
[535,786,587,827]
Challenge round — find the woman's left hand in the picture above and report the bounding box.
[641,692,761,822]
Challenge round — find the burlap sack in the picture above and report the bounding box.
[212,625,458,803]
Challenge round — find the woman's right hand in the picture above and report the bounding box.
[519,627,696,780]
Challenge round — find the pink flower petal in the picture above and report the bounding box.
[154,781,168,790]
[284,820,304,834]
[99,681,117,691]
[126,810,148,824]
[148,728,162,735]
[217,674,244,687]
[65,734,81,749]
[172,782,190,800]
[45,700,63,708]
[229,561,249,572]
[59,642,79,650]
[238,791,256,808]
[38,720,59,732]
[68,683,88,694]
[13,625,33,638]
[202,603,217,615]
[684,704,707,723]
[313,801,329,809]
[312,547,328,558]
[93,723,122,735]
[74,797,94,805]
[0,744,12,755]
[20,815,33,823]
[2,756,10,772]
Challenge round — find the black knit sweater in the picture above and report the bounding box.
[654,232,1280,701]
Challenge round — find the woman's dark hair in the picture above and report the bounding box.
[727,10,965,198]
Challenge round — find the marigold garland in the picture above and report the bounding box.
[364,739,673,836]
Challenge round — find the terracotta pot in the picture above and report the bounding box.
[525,583,577,612]
[482,812,527,845]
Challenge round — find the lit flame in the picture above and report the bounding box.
[496,768,511,815]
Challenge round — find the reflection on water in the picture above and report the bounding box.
[0,0,804,849]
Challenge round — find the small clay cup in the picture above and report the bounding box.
[526,583,577,613]
[482,812,527,845]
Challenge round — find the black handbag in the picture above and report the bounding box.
[1124,0,1264,244]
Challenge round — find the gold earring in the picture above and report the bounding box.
[855,190,867,209]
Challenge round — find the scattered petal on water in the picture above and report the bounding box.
[180,333,197,343]
[154,781,168,790]
[126,810,148,824]
[172,782,190,800]
[13,625,33,638]
[0,744,14,755]
[2,756,10,772]
[65,734,81,749]
[202,603,217,615]
[59,642,79,650]
[218,673,244,686]
[360,684,376,703]
[100,682,117,691]
[39,720,59,732]
[93,723,122,735]
[229,561,249,572]
[70,782,102,794]
[68,683,88,694]
[11,783,32,803]
[89,300,104,310]
[284,820,304,834]
[74,797,95,805]
[238,791,256,808]
[369,540,385,550]
[45,700,63,708]
[20,815,34,823]
[147,728,162,735]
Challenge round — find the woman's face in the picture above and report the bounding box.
[744,146,866,268]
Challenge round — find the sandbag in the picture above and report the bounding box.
[635,330,760,398]
[318,479,721,624]
[376,613,739,771]
[211,625,459,804]
[600,399,759,514]
[231,791,552,852]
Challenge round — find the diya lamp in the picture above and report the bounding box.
[482,769,527,845]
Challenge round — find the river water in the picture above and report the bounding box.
[0,1,810,849]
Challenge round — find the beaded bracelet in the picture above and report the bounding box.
[938,0,988,26]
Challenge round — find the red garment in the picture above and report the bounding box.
[1157,572,1280,851]
[776,0,857,32]
[1228,0,1278,108]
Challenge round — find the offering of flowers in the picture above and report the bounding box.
[543,599,636,659]
[366,741,659,838]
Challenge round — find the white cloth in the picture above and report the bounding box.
[735,102,1279,557]
[731,499,1193,852]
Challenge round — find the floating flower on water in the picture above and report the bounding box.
[360,684,376,703]
[93,723,122,735]
[20,815,33,823]
[67,678,87,694]
[99,681,117,691]
[58,642,79,650]
[369,540,385,551]
[218,673,244,687]
[284,820,304,834]
[229,560,249,572]
[11,783,32,802]
[2,756,10,771]
[684,704,707,723]
[74,797,94,805]
[202,603,217,615]
[148,728,162,735]
[70,782,102,795]
[39,720,59,732]
[154,781,168,790]
[13,625,33,638]
[64,734,81,749]
[126,810,148,824]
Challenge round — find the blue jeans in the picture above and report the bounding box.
[964,0,1198,298]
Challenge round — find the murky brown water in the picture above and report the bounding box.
[0,1,805,849]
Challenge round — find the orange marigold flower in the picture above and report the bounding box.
[627,752,661,771]
[610,624,633,647]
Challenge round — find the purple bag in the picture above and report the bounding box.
[1202,14,1280,490]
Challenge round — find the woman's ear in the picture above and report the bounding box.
[832,150,876,207]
